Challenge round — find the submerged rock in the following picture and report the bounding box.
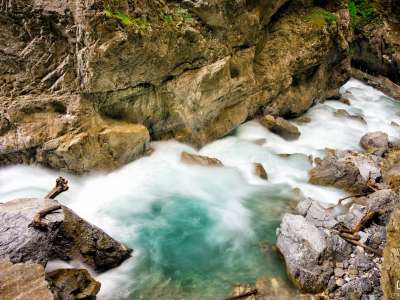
[181,152,223,167]
[0,260,54,300]
[254,163,268,180]
[0,198,131,271]
[276,214,332,293]
[259,115,300,140]
[46,269,101,300]
[360,131,389,156]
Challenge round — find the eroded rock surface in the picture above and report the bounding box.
[0,198,131,271]
[0,0,352,172]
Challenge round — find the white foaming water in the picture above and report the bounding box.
[0,79,399,299]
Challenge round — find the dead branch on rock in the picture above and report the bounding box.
[339,233,383,257]
[45,176,69,199]
[225,289,258,300]
[337,193,369,206]
[29,177,69,229]
[29,204,62,229]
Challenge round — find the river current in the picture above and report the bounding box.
[0,79,399,299]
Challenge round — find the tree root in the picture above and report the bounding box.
[339,233,383,257]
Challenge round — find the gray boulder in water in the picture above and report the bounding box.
[276,213,333,293]
[0,197,132,271]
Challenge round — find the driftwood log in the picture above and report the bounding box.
[29,176,69,229]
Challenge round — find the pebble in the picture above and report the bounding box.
[336,262,344,268]
[334,268,345,277]
[336,278,345,287]
[348,266,358,275]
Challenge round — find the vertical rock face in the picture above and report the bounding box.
[382,207,400,300]
[0,0,352,172]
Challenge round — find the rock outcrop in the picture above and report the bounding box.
[309,149,382,193]
[0,198,131,271]
[278,132,400,299]
[0,0,352,172]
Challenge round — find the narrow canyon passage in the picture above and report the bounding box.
[0,79,399,299]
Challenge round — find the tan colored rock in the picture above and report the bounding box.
[259,115,300,140]
[382,149,400,189]
[0,260,54,300]
[181,152,223,167]
[46,269,100,300]
[295,116,312,124]
[254,163,268,180]
[382,207,400,300]
[0,0,352,171]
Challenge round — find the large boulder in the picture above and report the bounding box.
[0,260,54,300]
[309,150,382,193]
[46,269,101,300]
[360,131,389,156]
[259,115,300,140]
[0,198,131,271]
[276,214,333,293]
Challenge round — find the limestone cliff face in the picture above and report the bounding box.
[0,0,352,172]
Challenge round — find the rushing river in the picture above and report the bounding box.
[0,79,399,299]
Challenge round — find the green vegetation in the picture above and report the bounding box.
[161,7,194,27]
[307,8,337,27]
[348,0,380,30]
[103,1,149,30]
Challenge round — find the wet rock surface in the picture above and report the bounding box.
[46,268,101,300]
[181,151,223,167]
[259,115,301,140]
[0,198,131,271]
[277,132,400,299]
[254,163,268,180]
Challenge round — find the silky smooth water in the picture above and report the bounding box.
[0,79,399,299]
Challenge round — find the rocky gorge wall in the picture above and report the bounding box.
[0,0,354,173]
